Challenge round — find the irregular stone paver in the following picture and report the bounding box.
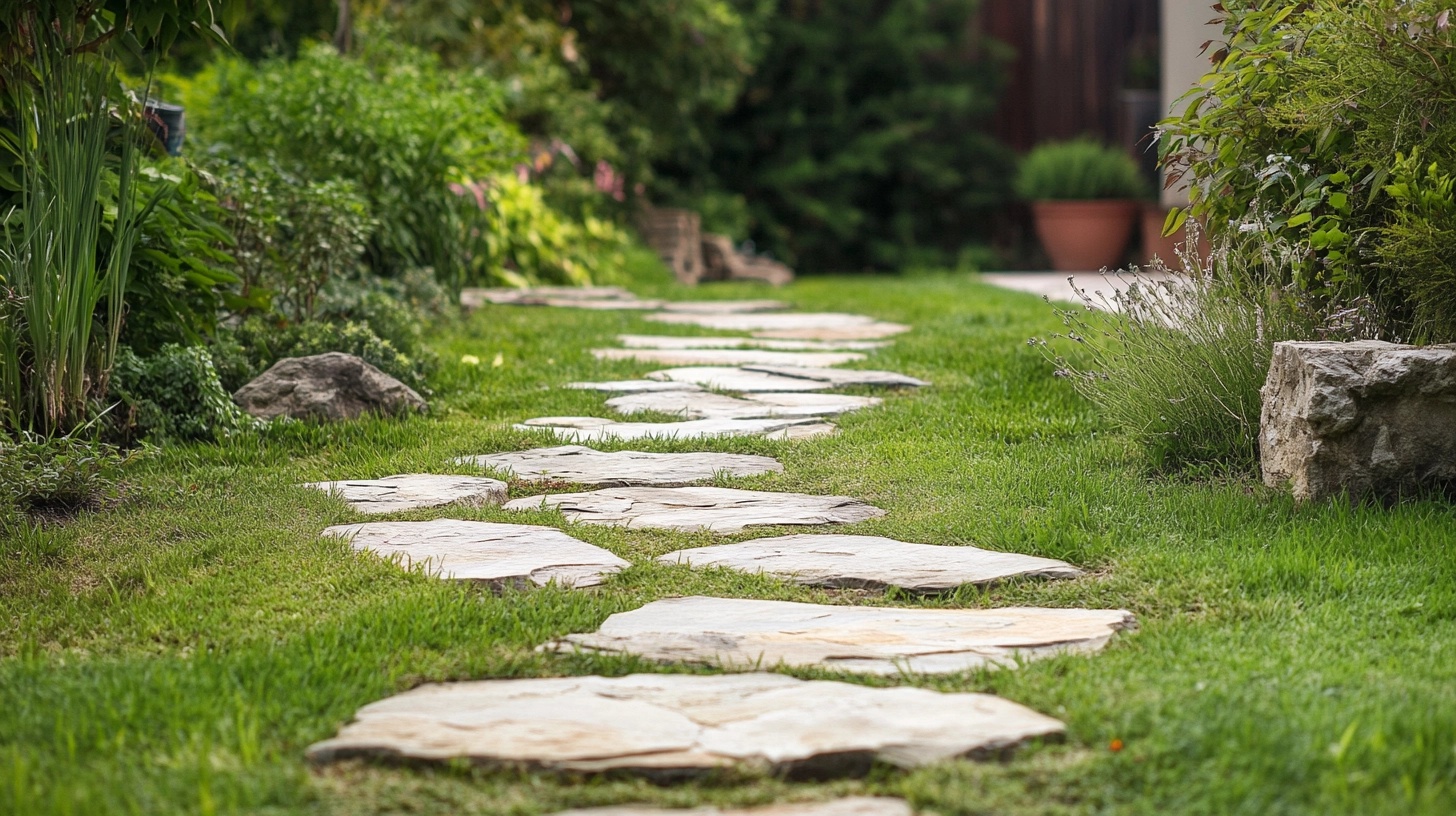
[321,519,627,588]
[305,673,1063,775]
[504,487,885,534]
[460,445,783,487]
[743,366,929,388]
[556,798,912,816]
[516,417,837,443]
[646,367,835,393]
[753,325,908,342]
[593,348,866,368]
[301,474,507,514]
[547,597,1135,674]
[646,312,910,339]
[607,391,881,420]
[566,379,704,393]
[659,300,789,314]
[618,335,887,352]
[462,286,662,310]
[659,534,1082,591]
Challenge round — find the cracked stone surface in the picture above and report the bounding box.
[516,416,837,443]
[645,313,910,341]
[555,798,913,816]
[645,368,836,393]
[547,597,1135,674]
[566,380,704,393]
[593,348,866,368]
[659,534,1082,591]
[301,474,507,514]
[743,366,929,388]
[607,391,881,420]
[617,335,888,352]
[659,300,789,314]
[460,446,783,487]
[320,519,628,588]
[305,673,1064,775]
[504,487,885,534]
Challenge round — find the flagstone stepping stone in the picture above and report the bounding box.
[555,797,913,816]
[659,299,789,314]
[461,286,662,310]
[301,474,508,514]
[321,519,628,588]
[646,312,910,338]
[618,335,888,352]
[753,325,909,342]
[646,367,835,393]
[459,445,784,487]
[504,487,885,534]
[304,673,1064,775]
[546,597,1135,674]
[593,348,866,368]
[607,391,881,420]
[743,366,929,388]
[659,534,1082,591]
[566,379,704,393]
[516,417,837,443]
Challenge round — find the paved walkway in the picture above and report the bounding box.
[981,270,1175,307]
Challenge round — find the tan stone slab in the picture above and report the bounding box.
[608,391,881,420]
[462,286,645,309]
[659,300,790,314]
[515,416,837,443]
[593,348,866,368]
[556,797,913,816]
[753,325,909,342]
[645,312,901,333]
[460,445,783,487]
[305,673,1064,775]
[618,335,888,352]
[660,534,1082,591]
[566,380,705,394]
[321,519,628,588]
[504,487,885,534]
[743,366,929,388]
[646,368,835,393]
[301,474,507,514]
[548,597,1134,674]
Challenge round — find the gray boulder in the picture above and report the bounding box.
[233,352,426,421]
[1260,340,1456,502]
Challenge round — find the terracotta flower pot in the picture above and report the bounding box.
[1030,200,1139,272]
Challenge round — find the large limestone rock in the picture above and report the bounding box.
[659,534,1082,591]
[504,487,886,534]
[460,446,783,487]
[301,474,507,514]
[547,597,1135,674]
[321,519,628,588]
[607,391,881,421]
[233,353,426,421]
[305,673,1064,775]
[1260,340,1456,501]
[593,348,866,368]
[515,416,837,442]
[556,801,911,816]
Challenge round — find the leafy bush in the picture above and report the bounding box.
[466,175,633,287]
[0,434,131,527]
[1014,139,1150,201]
[111,345,258,442]
[212,317,434,394]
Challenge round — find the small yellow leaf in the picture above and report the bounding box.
[492,353,505,367]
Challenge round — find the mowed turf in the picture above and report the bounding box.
[2,275,1454,816]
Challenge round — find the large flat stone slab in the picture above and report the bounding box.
[566,380,704,394]
[659,534,1082,591]
[462,286,662,310]
[618,335,887,352]
[556,798,912,816]
[460,446,784,487]
[516,417,837,443]
[301,474,508,514]
[321,519,628,588]
[608,391,881,421]
[645,313,910,341]
[659,300,789,314]
[504,487,885,534]
[593,348,866,368]
[305,673,1064,775]
[548,597,1135,674]
[646,368,835,393]
[743,366,929,388]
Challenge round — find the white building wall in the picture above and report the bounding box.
[1161,2,1223,206]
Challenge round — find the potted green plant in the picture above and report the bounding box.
[1015,139,1150,272]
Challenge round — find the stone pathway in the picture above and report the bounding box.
[593,348,867,368]
[643,367,839,393]
[645,311,911,341]
[566,379,704,393]
[461,446,783,487]
[545,597,1134,674]
[505,487,885,534]
[516,416,838,443]
[659,533,1081,591]
[618,334,887,351]
[301,474,507,514]
[322,519,628,588]
[556,800,911,816]
[607,391,881,421]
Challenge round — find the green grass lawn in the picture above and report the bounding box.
[3,274,1455,815]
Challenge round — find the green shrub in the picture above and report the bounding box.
[466,175,633,287]
[110,345,258,442]
[213,317,433,394]
[1014,139,1150,201]
[0,434,131,527]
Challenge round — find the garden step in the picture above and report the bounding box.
[648,367,925,391]
[645,311,910,341]
[321,519,627,589]
[544,597,1134,675]
[459,446,783,487]
[301,474,507,514]
[515,416,837,443]
[659,533,1082,592]
[618,334,887,351]
[504,487,885,534]
[305,673,1063,776]
[593,348,866,368]
[607,391,881,421]
[555,797,911,815]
